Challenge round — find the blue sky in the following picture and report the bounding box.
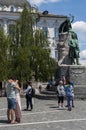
[28,0,86,64]
[39,0,86,22]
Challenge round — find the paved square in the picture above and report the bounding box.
[0,97,86,130]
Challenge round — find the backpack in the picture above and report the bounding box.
[28,87,35,97]
[28,88,32,96]
[31,87,35,97]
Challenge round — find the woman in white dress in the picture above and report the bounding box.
[15,80,22,123]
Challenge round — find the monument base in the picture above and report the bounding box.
[55,65,86,85]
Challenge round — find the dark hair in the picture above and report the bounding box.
[8,76,16,80]
[67,80,71,84]
[27,81,32,85]
[18,81,21,88]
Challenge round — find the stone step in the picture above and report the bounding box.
[35,86,86,100]
[35,93,86,100]
[2,86,86,100]
[74,95,86,100]
[41,90,56,95]
[35,93,58,100]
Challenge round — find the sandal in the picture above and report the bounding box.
[11,121,18,124]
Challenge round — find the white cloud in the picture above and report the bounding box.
[72,21,86,48]
[27,0,61,6]
[72,21,86,33]
[72,21,86,44]
[79,50,86,65]
[72,21,86,64]
[80,59,86,65]
[80,50,86,59]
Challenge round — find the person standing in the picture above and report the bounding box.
[15,80,22,123]
[56,80,65,108]
[24,81,33,111]
[64,80,73,111]
[6,77,20,124]
[70,81,75,107]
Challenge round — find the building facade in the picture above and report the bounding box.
[0,0,67,60]
[36,12,67,59]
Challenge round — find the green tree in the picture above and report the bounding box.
[30,29,56,81]
[31,46,56,81]
[8,4,56,82]
[8,4,33,82]
[0,30,10,80]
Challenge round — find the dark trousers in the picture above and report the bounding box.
[26,94,33,110]
[67,96,73,108]
[58,96,64,103]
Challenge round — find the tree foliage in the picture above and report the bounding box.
[30,29,56,81]
[0,3,56,82]
[0,30,10,80]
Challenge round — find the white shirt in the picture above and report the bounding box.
[24,85,32,95]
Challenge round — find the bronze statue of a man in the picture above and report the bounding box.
[58,18,80,65]
[68,29,80,65]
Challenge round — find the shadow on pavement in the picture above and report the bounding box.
[0,120,8,124]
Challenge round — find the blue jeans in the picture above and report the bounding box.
[7,98,16,109]
[67,96,73,108]
[26,94,33,110]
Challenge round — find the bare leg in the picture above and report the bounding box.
[7,109,11,123]
[10,109,15,124]
[61,103,63,107]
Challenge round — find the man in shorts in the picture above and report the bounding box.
[6,77,20,124]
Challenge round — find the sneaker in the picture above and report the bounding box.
[28,108,32,111]
[24,108,28,111]
[58,106,61,108]
[61,106,65,108]
[65,105,68,107]
[68,107,72,111]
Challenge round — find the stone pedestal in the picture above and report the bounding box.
[69,65,86,85]
[55,65,86,85]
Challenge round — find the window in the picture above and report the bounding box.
[42,27,48,38]
[54,27,58,38]
[0,4,2,11]
[55,50,58,59]
[8,24,16,43]
[10,6,14,12]
[52,42,55,47]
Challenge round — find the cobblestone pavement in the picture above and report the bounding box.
[0,97,86,130]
